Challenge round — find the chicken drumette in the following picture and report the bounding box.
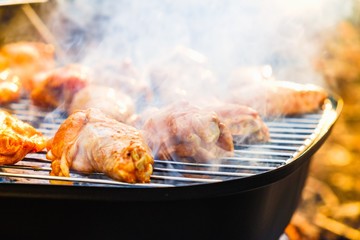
[141,101,234,163]
[229,80,328,117]
[46,108,154,184]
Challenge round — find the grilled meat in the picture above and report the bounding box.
[230,80,328,117]
[0,110,47,165]
[208,103,270,144]
[68,85,135,124]
[0,41,55,92]
[141,101,234,163]
[0,69,22,104]
[46,108,154,184]
[30,64,89,109]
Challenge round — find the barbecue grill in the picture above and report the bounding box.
[0,95,342,240]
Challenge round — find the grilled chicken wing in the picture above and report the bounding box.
[0,110,47,165]
[142,101,234,163]
[208,103,270,144]
[68,85,135,124]
[230,80,328,117]
[46,108,154,184]
[0,41,55,92]
[30,64,89,109]
[0,69,21,104]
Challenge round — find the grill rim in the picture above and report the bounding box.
[0,95,343,202]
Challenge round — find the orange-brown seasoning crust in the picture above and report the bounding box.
[0,110,47,165]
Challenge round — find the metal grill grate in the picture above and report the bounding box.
[0,98,337,188]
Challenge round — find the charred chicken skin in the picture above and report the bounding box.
[142,101,234,163]
[230,80,328,117]
[0,41,55,92]
[208,103,270,144]
[68,85,135,124]
[30,64,89,109]
[0,110,47,165]
[46,108,154,184]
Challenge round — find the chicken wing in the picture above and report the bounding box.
[68,85,135,124]
[208,103,270,144]
[0,41,55,92]
[30,64,89,109]
[0,110,47,165]
[141,101,234,163]
[46,108,154,184]
[229,80,328,117]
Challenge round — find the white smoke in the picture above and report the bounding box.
[46,0,352,95]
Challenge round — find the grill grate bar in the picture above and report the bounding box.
[265,122,318,129]
[154,160,275,170]
[267,139,305,145]
[269,133,312,139]
[0,172,174,187]
[276,118,320,124]
[154,167,264,177]
[10,109,50,118]
[234,149,293,157]
[220,156,287,163]
[238,144,300,151]
[0,165,51,171]
[150,174,222,183]
[268,128,315,134]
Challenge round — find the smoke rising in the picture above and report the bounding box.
[46,0,352,106]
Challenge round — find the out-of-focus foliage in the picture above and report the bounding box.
[287,10,360,240]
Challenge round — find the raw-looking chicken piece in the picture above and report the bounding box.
[0,41,55,92]
[0,109,47,165]
[229,80,328,117]
[142,101,234,163]
[0,69,22,104]
[68,85,135,124]
[208,103,270,144]
[46,108,154,184]
[30,64,89,109]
